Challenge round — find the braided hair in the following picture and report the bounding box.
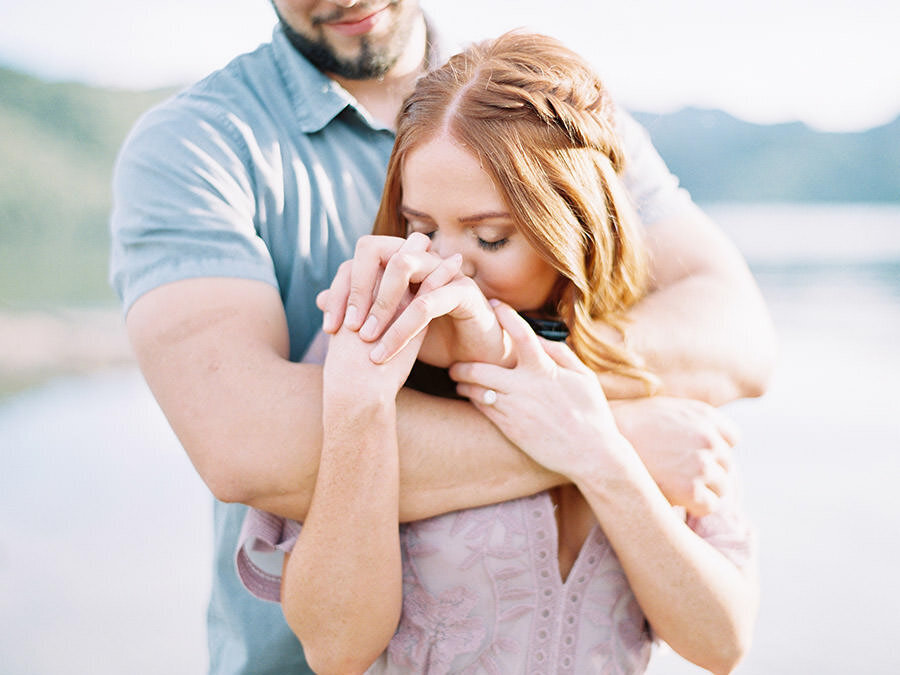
[374,31,656,390]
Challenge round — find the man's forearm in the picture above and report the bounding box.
[247,380,563,522]
[599,209,776,405]
[128,278,560,524]
[605,269,776,404]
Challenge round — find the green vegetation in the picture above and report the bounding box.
[0,66,173,307]
[1,65,897,309]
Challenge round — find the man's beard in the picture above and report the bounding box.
[275,1,415,80]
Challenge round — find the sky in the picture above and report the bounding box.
[1,0,898,132]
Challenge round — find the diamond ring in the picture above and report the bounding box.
[483,389,498,405]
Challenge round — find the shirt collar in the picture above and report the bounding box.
[271,26,357,134]
[271,14,448,135]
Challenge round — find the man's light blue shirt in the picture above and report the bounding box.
[111,27,400,674]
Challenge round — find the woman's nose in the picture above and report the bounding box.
[431,235,475,277]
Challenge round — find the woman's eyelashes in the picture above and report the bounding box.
[477,237,508,251]
[405,226,509,252]
[407,226,435,240]
[404,214,511,252]
[404,219,432,238]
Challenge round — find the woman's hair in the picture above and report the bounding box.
[373,31,656,388]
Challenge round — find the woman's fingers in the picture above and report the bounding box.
[539,338,593,374]
[491,302,589,376]
[491,302,552,369]
[369,276,470,363]
[343,235,414,331]
[417,253,463,295]
[452,364,508,411]
[455,381,503,408]
[356,234,444,341]
[320,261,354,333]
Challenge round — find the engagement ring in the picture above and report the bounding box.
[483,389,498,405]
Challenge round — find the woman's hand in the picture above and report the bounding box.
[373,275,511,368]
[450,302,630,482]
[318,233,511,368]
[318,233,444,336]
[323,319,425,410]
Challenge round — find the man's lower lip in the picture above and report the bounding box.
[327,7,389,37]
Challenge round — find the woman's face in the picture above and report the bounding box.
[400,134,559,312]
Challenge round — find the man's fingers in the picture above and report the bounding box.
[688,482,720,518]
[713,441,735,474]
[702,453,731,498]
[714,410,741,448]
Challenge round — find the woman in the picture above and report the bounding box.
[238,31,756,674]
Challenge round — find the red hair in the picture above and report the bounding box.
[374,31,655,387]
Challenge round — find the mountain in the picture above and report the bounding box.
[632,108,900,203]
[0,64,897,306]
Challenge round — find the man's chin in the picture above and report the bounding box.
[280,22,396,79]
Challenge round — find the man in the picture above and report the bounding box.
[110,1,775,673]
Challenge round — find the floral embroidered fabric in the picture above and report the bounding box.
[238,490,753,673]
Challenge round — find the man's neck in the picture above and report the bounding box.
[330,13,428,130]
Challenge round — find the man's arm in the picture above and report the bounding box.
[125,276,560,523]
[597,203,777,405]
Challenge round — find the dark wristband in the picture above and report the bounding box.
[518,314,569,341]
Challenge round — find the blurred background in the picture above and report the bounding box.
[1,1,898,673]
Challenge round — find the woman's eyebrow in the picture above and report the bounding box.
[400,205,512,224]
[458,211,512,224]
[399,205,432,220]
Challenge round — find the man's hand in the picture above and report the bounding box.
[610,396,740,516]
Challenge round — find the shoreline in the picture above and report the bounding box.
[0,307,135,399]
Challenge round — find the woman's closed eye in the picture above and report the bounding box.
[478,236,509,251]
[405,220,435,239]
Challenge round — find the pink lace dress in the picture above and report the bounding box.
[237,488,753,673]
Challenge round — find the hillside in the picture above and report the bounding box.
[1,64,898,308]
[0,67,174,306]
[632,108,900,203]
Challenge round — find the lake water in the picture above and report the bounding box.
[1,203,899,674]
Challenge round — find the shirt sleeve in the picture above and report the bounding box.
[616,109,695,226]
[109,97,278,314]
[236,509,303,603]
[684,476,756,571]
